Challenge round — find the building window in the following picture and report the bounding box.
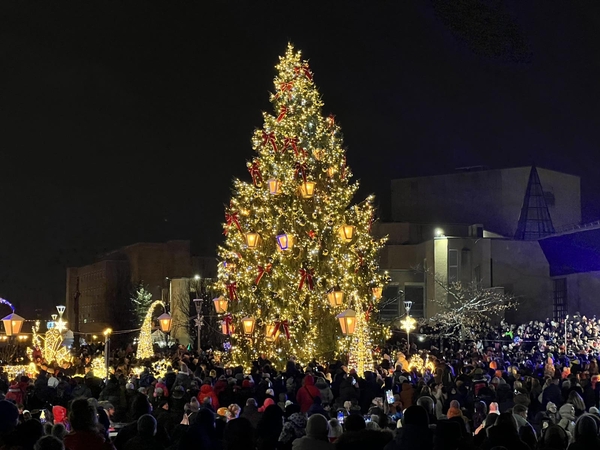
[405,284,425,318]
[379,284,400,320]
[553,278,567,320]
[448,249,459,284]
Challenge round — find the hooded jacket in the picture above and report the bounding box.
[314,378,334,406]
[296,376,321,413]
[197,384,219,409]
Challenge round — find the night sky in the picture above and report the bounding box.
[1,1,599,318]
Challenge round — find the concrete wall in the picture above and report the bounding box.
[490,240,553,322]
[564,271,600,317]
[390,167,581,237]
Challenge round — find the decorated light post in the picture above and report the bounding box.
[193,298,203,351]
[400,300,416,355]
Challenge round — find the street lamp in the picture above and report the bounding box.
[401,300,416,355]
[565,314,569,354]
[1,313,25,337]
[55,305,67,332]
[336,309,357,336]
[103,328,112,379]
[193,299,203,351]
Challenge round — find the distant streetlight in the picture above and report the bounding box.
[103,328,112,379]
[401,301,416,354]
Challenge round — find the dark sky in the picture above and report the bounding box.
[1,1,599,318]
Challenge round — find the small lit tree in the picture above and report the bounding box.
[427,278,516,341]
[131,283,154,327]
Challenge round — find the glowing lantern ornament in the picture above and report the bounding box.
[157,313,172,333]
[372,286,383,300]
[245,232,261,249]
[276,232,294,251]
[241,317,256,335]
[336,309,357,336]
[327,288,345,308]
[265,323,279,342]
[1,313,25,336]
[299,181,316,198]
[267,178,282,195]
[213,296,229,314]
[338,224,356,243]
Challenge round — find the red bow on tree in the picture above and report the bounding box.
[255,264,272,285]
[294,162,308,183]
[222,314,233,335]
[224,212,242,235]
[294,63,313,81]
[248,161,262,186]
[274,319,290,340]
[326,114,336,128]
[276,105,288,123]
[276,81,294,98]
[227,282,238,301]
[283,136,299,156]
[365,305,374,322]
[354,251,365,273]
[261,131,278,153]
[298,268,314,291]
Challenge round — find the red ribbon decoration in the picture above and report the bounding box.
[294,162,308,183]
[224,212,242,235]
[223,314,233,335]
[261,131,278,153]
[248,161,262,186]
[283,136,299,157]
[341,157,347,179]
[227,282,238,301]
[275,81,293,99]
[274,319,290,340]
[354,251,365,273]
[326,114,336,128]
[276,105,287,123]
[294,63,313,81]
[255,264,272,285]
[365,305,374,323]
[298,268,314,291]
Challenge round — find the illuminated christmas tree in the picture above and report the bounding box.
[216,44,387,368]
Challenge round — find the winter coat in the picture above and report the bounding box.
[296,376,321,413]
[5,384,23,405]
[197,384,219,409]
[314,378,334,406]
[64,430,116,450]
[338,378,358,404]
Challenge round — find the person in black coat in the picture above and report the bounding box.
[481,413,530,450]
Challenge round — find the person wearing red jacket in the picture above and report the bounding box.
[198,382,220,410]
[296,375,321,413]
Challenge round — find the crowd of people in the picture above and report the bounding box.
[2,314,600,450]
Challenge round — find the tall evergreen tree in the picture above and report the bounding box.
[216,44,387,368]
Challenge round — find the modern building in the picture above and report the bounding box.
[376,166,596,324]
[65,240,207,337]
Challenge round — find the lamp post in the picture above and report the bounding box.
[55,305,67,333]
[565,314,569,354]
[103,328,112,379]
[400,301,416,355]
[193,298,203,352]
[157,312,172,348]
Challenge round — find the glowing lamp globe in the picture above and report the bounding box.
[245,232,261,249]
[276,233,294,251]
[267,178,282,195]
[265,323,279,342]
[336,309,357,336]
[372,286,383,300]
[213,296,229,314]
[157,313,172,333]
[337,225,355,243]
[327,288,344,308]
[1,313,25,337]
[241,317,256,335]
[299,181,316,199]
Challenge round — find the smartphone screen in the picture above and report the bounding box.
[337,411,344,424]
[385,390,394,404]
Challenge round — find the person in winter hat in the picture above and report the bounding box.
[558,403,576,436]
[296,375,321,413]
[314,377,333,407]
[291,414,332,450]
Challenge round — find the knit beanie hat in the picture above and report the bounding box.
[306,414,329,440]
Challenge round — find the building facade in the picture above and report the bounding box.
[377,166,595,325]
[65,240,194,334]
